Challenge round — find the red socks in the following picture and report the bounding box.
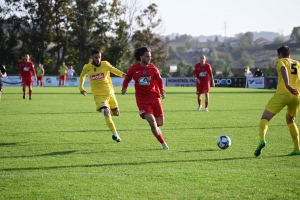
[156,134,165,144]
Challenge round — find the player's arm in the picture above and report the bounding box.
[0,65,7,78]
[154,68,166,99]
[109,64,126,78]
[121,70,132,95]
[18,64,22,80]
[32,64,37,81]
[281,65,298,95]
[79,65,88,96]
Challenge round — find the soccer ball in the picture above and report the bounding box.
[217,135,231,149]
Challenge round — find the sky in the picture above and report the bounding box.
[132,0,299,37]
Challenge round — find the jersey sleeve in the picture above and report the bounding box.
[154,67,165,93]
[106,61,124,77]
[79,65,88,91]
[31,63,36,76]
[122,67,133,90]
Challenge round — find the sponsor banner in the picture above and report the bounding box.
[247,77,265,88]
[166,77,196,87]
[1,76,139,87]
[214,77,246,87]
[166,77,247,87]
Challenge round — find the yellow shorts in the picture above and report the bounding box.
[94,93,118,112]
[265,93,300,117]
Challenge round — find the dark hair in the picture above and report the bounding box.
[92,49,100,55]
[277,46,290,57]
[134,46,151,61]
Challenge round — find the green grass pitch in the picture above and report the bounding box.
[0,86,300,199]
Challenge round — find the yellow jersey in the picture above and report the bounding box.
[275,58,300,94]
[79,61,124,96]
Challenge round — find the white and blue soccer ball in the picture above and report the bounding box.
[217,135,231,149]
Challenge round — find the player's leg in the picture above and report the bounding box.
[145,98,169,150]
[0,86,2,101]
[286,100,300,156]
[109,94,120,116]
[204,92,209,112]
[22,79,27,99]
[255,94,285,156]
[29,85,33,100]
[196,85,202,111]
[96,96,121,142]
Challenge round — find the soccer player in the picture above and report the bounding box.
[18,54,36,100]
[254,45,300,157]
[192,55,215,112]
[36,63,45,87]
[58,62,68,86]
[122,46,169,150]
[0,63,7,101]
[79,49,126,142]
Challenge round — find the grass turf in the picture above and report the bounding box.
[0,86,299,199]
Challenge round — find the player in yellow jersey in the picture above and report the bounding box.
[255,45,300,156]
[79,49,126,142]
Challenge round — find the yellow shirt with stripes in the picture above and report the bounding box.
[275,58,300,94]
[79,61,124,96]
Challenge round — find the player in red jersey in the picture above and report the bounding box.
[18,54,36,100]
[0,63,7,101]
[122,46,169,150]
[192,55,215,112]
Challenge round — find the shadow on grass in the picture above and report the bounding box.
[1,150,77,159]
[0,154,288,172]
[0,143,19,146]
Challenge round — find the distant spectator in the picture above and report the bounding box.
[254,68,263,77]
[67,66,78,77]
[244,67,253,78]
[36,63,45,87]
[244,67,253,88]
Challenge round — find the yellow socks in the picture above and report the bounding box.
[288,122,300,151]
[105,115,117,133]
[259,119,269,141]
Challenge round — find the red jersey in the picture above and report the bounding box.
[18,61,36,78]
[122,63,165,100]
[192,62,212,85]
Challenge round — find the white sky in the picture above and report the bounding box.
[135,0,300,37]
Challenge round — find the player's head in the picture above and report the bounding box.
[91,49,101,66]
[277,46,290,58]
[134,47,151,66]
[24,54,30,62]
[200,55,206,64]
[38,63,43,68]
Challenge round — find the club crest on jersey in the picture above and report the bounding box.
[90,73,104,80]
[143,70,146,74]
[94,68,97,72]
[138,77,150,85]
[199,72,207,77]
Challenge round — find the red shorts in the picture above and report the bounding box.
[22,77,33,86]
[37,76,43,81]
[137,98,164,119]
[196,83,210,94]
[59,75,67,81]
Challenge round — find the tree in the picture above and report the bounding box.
[4,0,54,65]
[272,36,285,44]
[131,3,167,68]
[291,26,300,42]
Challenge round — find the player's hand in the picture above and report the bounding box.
[80,90,88,96]
[286,85,299,96]
[161,91,166,99]
[121,89,126,95]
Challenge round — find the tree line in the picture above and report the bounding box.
[0,0,167,75]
